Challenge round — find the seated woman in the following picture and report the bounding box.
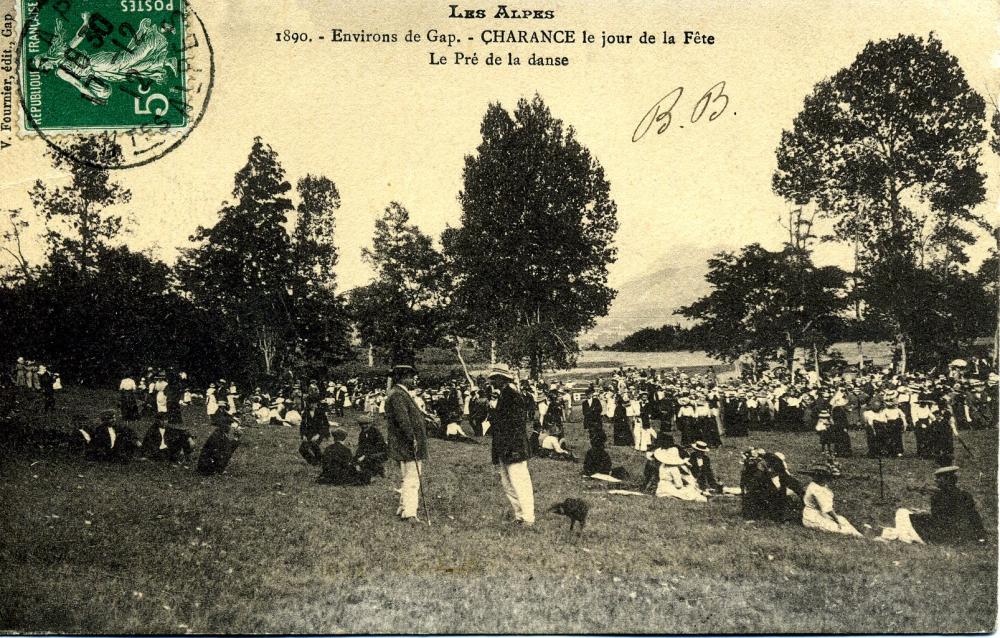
[583,431,613,476]
[762,451,805,522]
[801,466,862,537]
[879,465,986,544]
[653,446,707,502]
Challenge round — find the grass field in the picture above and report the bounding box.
[1,387,996,633]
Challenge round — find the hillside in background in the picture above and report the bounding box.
[582,246,720,347]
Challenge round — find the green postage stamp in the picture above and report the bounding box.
[19,0,189,132]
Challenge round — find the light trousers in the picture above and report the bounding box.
[397,461,422,519]
[498,461,535,524]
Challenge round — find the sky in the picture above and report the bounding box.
[2,0,998,291]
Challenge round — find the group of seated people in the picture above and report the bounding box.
[74,406,243,476]
[298,413,390,486]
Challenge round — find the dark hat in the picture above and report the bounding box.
[331,428,348,441]
[357,414,373,426]
[392,363,417,374]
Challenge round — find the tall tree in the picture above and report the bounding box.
[350,202,449,363]
[293,174,341,287]
[444,95,619,377]
[677,244,848,374]
[773,34,988,370]
[29,135,131,275]
[178,138,349,377]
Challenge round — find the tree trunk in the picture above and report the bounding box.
[898,336,908,374]
[995,228,999,368]
[367,343,374,367]
[490,339,496,366]
[813,342,820,379]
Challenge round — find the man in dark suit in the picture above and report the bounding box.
[318,428,367,485]
[487,364,534,526]
[355,414,388,479]
[909,466,986,544]
[384,363,427,522]
[582,386,603,442]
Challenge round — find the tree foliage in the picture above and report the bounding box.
[773,34,989,367]
[444,95,619,376]
[178,138,349,378]
[350,202,449,363]
[677,244,849,369]
[607,324,700,352]
[29,135,131,275]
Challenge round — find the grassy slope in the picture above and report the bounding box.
[1,387,996,634]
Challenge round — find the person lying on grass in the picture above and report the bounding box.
[878,465,987,545]
[442,419,480,444]
[800,466,862,537]
[533,426,577,461]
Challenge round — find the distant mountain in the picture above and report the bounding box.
[583,246,721,347]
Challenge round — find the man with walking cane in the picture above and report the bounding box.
[486,364,536,527]
[385,363,429,524]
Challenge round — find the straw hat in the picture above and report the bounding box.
[653,447,687,466]
[487,364,515,380]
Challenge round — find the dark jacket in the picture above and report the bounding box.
[583,398,603,431]
[197,424,240,475]
[384,384,427,462]
[318,441,365,485]
[490,384,529,466]
[911,486,986,544]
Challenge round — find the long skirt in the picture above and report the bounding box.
[879,508,924,544]
[803,508,862,537]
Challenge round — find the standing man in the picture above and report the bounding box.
[384,363,428,523]
[582,385,603,443]
[487,364,535,527]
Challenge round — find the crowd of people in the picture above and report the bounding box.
[11,356,60,412]
[2,354,993,545]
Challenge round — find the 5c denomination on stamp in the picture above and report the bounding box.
[16,0,213,168]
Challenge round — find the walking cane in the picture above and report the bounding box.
[877,454,885,500]
[412,432,432,526]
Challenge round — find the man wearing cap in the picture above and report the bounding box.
[384,364,428,522]
[879,466,986,544]
[487,364,535,526]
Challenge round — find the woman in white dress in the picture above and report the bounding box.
[654,447,707,502]
[801,467,862,537]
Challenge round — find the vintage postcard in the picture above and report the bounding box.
[0,0,997,634]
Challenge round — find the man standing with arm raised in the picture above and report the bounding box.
[384,363,428,524]
[487,364,535,527]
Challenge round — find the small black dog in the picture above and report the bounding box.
[548,498,589,531]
